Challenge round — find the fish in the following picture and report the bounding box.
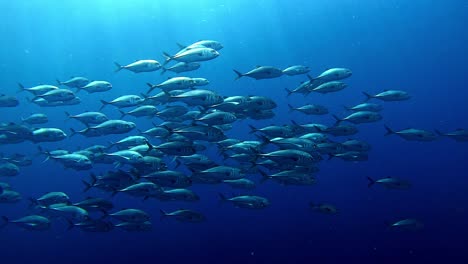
[65,111,109,125]
[233,66,284,80]
[56,77,90,88]
[73,197,114,212]
[17,83,59,95]
[176,40,223,52]
[109,135,149,149]
[0,161,19,177]
[367,177,411,189]
[308,81,347,94]
[30,128,67,143]
[192,77,210,86]
[112,182,162,199]
[363,90,410,101]
[309,68,352,83]
[31,97,81,107]
[77,81,112,93]
[192,166,244,181]
[21,113,48,124]
[139,170,192,188]
[161,62,200,75]
[100,95,144,110]
[162,47,219,65]
[219,194,269,209]
[196,111,237,125]
[115,221,152,232]
[146,77,195,94]
[156,188,200,202]
[30,192,70,207]
[1,215,50,231]
[389,218,423,231]
[309,202,338,214]
[333,111,382,125]
[49,205,89,222]
[70,120,136,137]
[288,104,328,115]
[119,105,158,118]
[0,190,22,203]
[50,154,93,170]
[67,219,113,232]
[168,89,224,106]
[32,89,76,103]
[341,139,371,152]
[384,125,437,141]
[344,103,383,112]
[435,129,468,142]
[114,60,161,73]
[259,170,316,186]
[108,209,150,223]
[0,94,19,107]
[223,179,256,189]
[160,209,205,222]
[282,65,311,76]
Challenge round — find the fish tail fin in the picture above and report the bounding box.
[64,111,71,119]
[69,128,77,137]
[362,92,373,102]
[17,83,25,93]
[332,115,343,125]
[259,170,270,184]
[287,104,295,113]
[218,193,228,201]
[81,180,92,192]
[111,189,119,197]
[143,139,154,152]
[160,67,167,75]
[0,216,8,228]
[285,88,293,97]
[255,134,271,146]
[176,42,186,49]
[159,209,167,220]
[327,154,336,160]
[146,83,156,94]
[343,105,352,111]
[66,219,75,231]
[99,100,108,110]
[384,125,394,136]
[56,79,62,86]
[367,177,376,188]
[233,69,243,80]
[118,110,126,119]
[162,52,172,65]
[28,197,38,208]
[306,74,316,82]
[114,62,123,72]
[435,130,443,136]
[174,159,182,169]
[248,124,257,134]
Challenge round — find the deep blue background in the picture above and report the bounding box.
[1,0,467,263]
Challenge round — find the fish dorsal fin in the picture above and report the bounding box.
[85,196,94,199]
[255,65,261,68]
[383,89,389,91]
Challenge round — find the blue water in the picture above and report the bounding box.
[1,0,467,263]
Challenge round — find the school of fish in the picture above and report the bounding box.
[1,39,466,233]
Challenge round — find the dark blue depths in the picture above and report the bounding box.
[0,1,467,263]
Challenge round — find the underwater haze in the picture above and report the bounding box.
[1,0,468,263]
